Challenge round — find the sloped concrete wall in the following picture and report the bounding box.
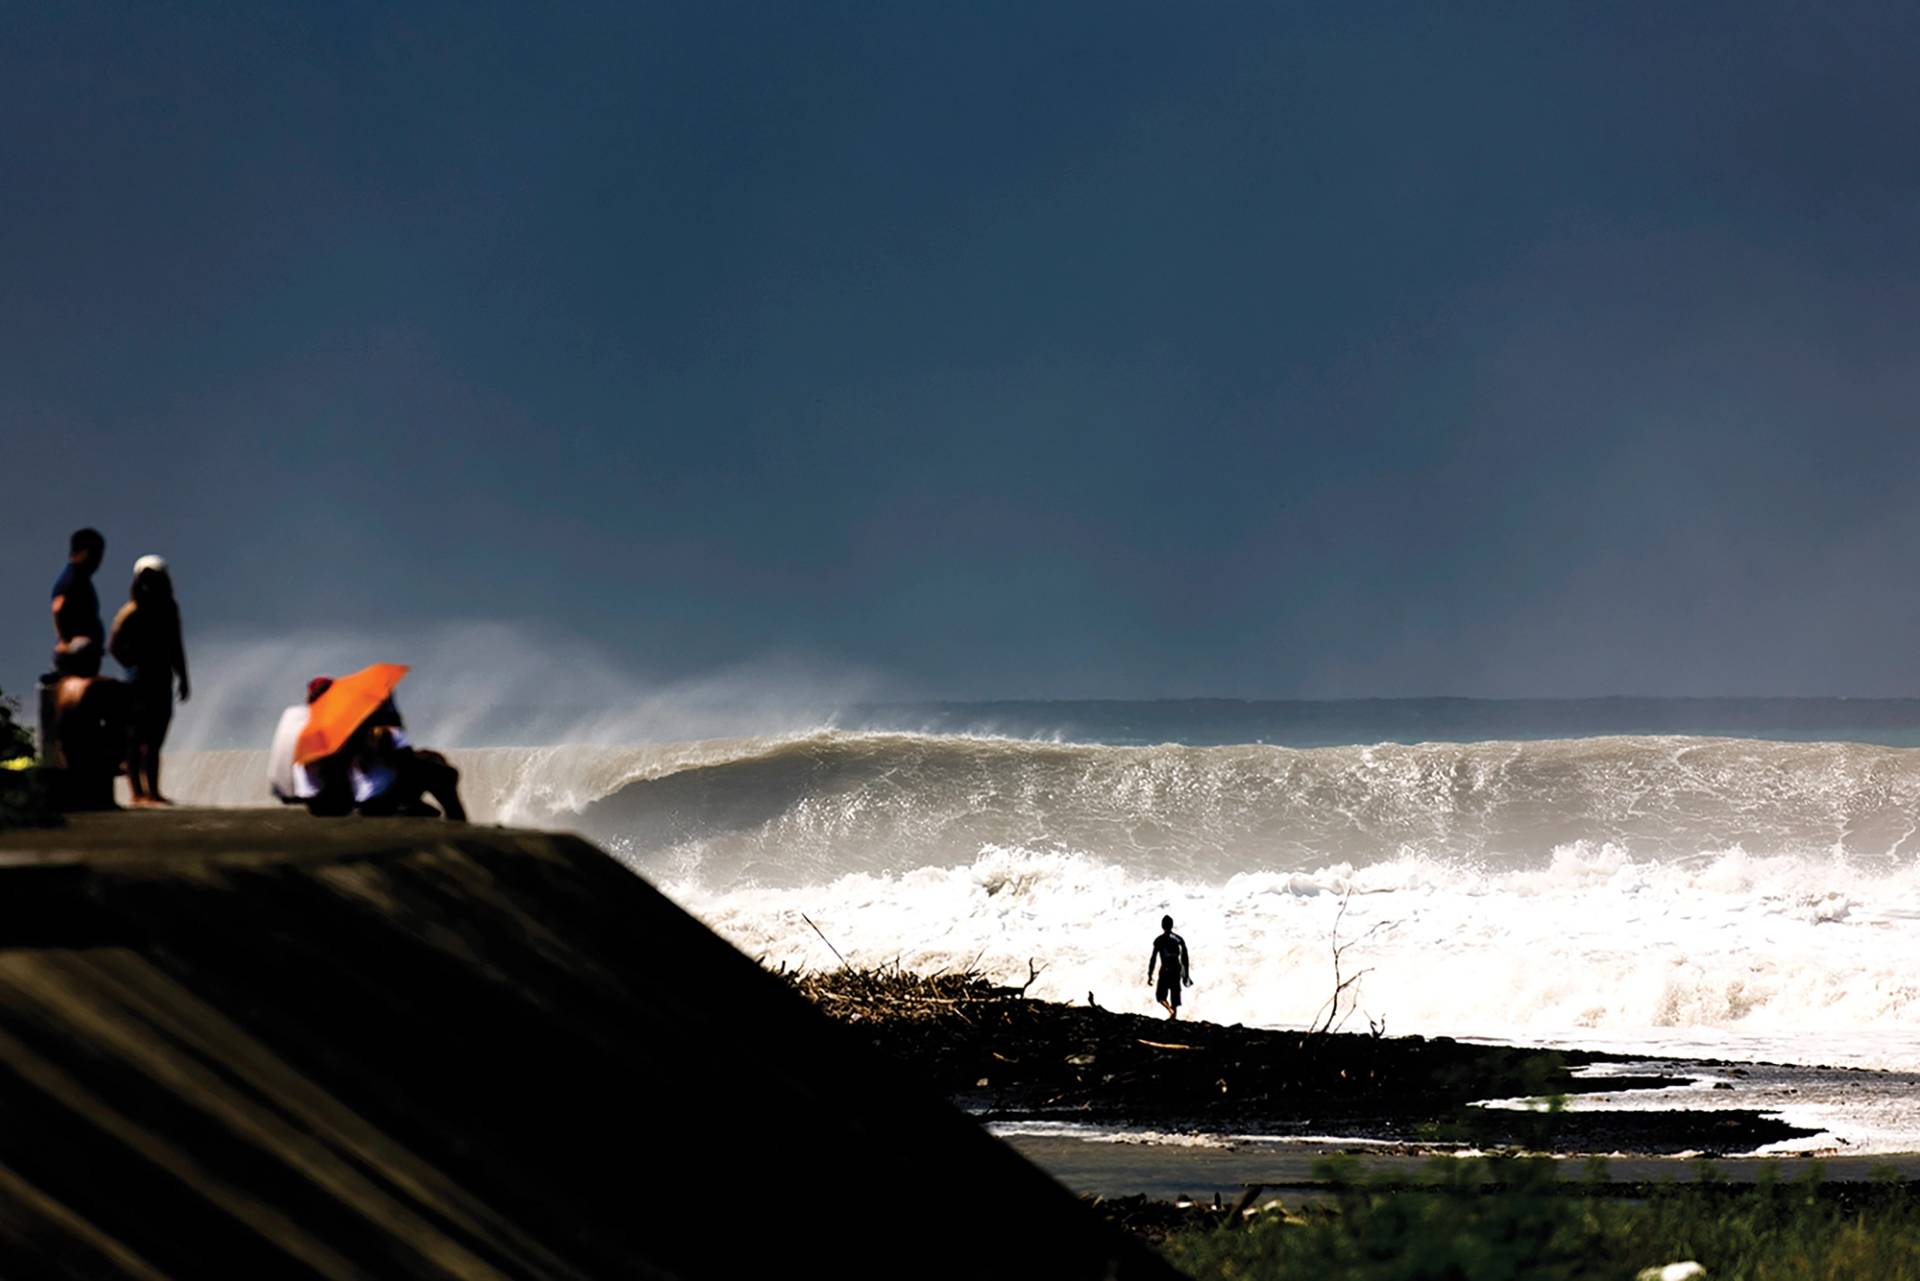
[0,812,1176,1280]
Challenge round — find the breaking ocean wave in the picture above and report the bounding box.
[163,730,1920,1070]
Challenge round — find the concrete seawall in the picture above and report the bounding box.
[0,811,1174,1280]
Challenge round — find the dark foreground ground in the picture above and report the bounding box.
[783,974,1920,1277]
[0,810,1173,1280]
[10,809,1907,1280]
[789,967,1818,1155]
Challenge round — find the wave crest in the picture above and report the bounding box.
[158,731,1920,1057]
[166,730,1920,887]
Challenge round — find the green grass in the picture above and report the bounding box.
[1163,1157,1920,1281]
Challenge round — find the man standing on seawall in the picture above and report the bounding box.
[1148,915,1192,1020]
[40,529,124,808]
[50,528,105,667]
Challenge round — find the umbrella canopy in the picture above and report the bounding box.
[294,663,410,764]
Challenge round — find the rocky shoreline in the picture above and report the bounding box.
[790,965,1816,1156]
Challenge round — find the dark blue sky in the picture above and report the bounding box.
[6,2,1919,699]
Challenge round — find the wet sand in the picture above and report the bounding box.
[1009,1134,1920,1202]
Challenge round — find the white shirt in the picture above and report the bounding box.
[267,705,319,801]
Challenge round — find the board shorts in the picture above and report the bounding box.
[1155,970,1182,1007]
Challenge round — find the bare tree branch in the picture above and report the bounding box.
[1309,885,1395,1035]
[1019,958,1045,994]
[801,913,848,968]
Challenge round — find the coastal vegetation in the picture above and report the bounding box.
[0,685,49,829]
[0,686,31,762]
[1157,1158,1920,1280]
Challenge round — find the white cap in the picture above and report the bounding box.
[133,554,168,576]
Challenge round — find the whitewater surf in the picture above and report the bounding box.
[163,727,1920,1076]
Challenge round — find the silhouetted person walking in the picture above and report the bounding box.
[1148,915,1192,1019]
[109,556,189,805]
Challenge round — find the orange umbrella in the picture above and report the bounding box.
[294,663,410,764]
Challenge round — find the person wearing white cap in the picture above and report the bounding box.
[108,556,190,805]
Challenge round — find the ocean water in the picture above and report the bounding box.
[163,699,1920,1148]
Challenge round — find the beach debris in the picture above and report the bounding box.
[1082,1193,1245,1245]
[1636,1264,1706,1281]
[778,961,1817,1156]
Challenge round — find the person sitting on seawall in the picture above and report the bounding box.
[46,639,130,811]
[267,680,324,806]
[299,679,467,821]
[108,555,189,807]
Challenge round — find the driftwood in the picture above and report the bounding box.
[776,960,1811,1154]
[780,957,1045,1025]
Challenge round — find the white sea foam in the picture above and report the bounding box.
[666,841,1920,1070]
[161,729,1920,1081]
